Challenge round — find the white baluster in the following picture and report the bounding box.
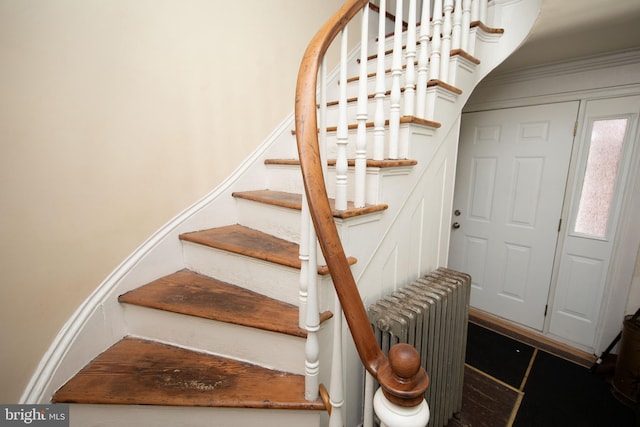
[451,0,462,50]
[328,295,344,427]
[373,0,387,161]
[426,0,442,121]
[439,0,453,84]
[415,0,431,119]
[430,0,442,82]
[302,58,327,401]
[355,5,369,208]
[374,388,430,427]
[388,0,403,160]
[298,199,310,329]
[304,221,320,401]
[461,0,471,52]
[468,0,479,55]
[449,0,462,83]
[400,0,417,159]
[320,58,328,176]
[335,28,349,211]
[479,0,488,24]
[403,0,417,118]
[471,0,479,21]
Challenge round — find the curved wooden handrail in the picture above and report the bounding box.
[294,0,429,407]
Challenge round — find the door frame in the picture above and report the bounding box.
[459,50,640,353]
[544,95,640,351]
[585,98,640,352]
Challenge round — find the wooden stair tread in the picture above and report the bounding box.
[179,224,356,275]
[53,337,324,410]
[265,158,417,168]
[232,189,388,219]
[470,20,505,34]
[119,269,331,338]
[291,115,441,135]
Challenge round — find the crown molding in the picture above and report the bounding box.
[481,48,640,87]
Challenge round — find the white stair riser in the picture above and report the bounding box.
[182,242,335,312]
[183,242,302,306]
[265,155,417,207]
[265,163,304,195]
[323,95,392,128]
[122,304,307,375]
[328,51,475,106]
[235,199,303,244]
[264,161,387,206]
[69,404,321,427]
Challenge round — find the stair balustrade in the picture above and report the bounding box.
[294,0,496,425]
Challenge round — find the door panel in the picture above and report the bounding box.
[449,102,579,330]
[550,95,640,348]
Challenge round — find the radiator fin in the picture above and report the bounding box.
[368,267,471,427]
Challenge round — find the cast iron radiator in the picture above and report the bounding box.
[368,267,471,427]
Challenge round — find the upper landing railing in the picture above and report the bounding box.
[294,1,492,425]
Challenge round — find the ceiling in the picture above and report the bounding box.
[493,0,640,74]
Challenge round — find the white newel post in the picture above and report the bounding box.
[373,390,430,427]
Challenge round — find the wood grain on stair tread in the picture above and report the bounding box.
[291,115,442,135]
[325,116,442,132]
[470,21,505,34]
[232,189,388,219]
[119,270,332,338]
[53,337,325,410]
[179,224,356,274]
[265,158,417,168]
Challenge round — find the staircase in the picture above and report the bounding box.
[23,1,541,426]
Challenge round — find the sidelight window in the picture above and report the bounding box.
[573,118,629,238]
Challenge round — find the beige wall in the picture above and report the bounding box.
[0,0,344,403]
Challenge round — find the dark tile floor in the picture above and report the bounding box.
[447,322,638,427]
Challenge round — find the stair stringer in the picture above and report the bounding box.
[19,113,303,405]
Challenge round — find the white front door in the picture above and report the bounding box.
[448,102,579,330]
[549,95,640,348]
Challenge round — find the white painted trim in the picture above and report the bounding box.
[20,113,296,404]
[458,49,640,354]
[464,48,640,112]
[594,101,640,353]
[484,48,640,86]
